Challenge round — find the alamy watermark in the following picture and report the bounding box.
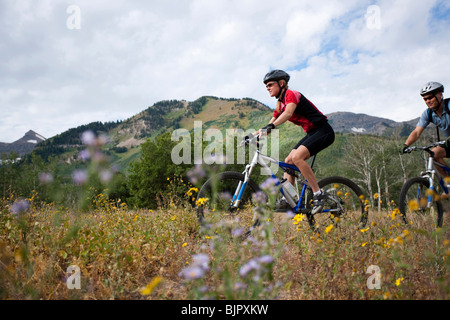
[366,5,381,30]
[366,265,382,289]
[171,121,280,175]
[66,265,81,289]
[66,5,81,30]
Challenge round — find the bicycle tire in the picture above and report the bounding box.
[398,177,444,228]
[307,176,367,231]
[195,171,262,236]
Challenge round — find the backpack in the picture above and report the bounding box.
[427,98,450,140]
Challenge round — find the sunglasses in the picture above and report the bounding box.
[265,82,277,89]
[423,96,435,102]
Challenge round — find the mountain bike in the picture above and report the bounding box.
[399,141,448,228]
[195,133,367,236]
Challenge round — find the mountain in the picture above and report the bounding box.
[327,112,418,137]
[0,130,46,157]
[20,96,434,172]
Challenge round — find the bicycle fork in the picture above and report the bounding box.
[422,155,439,208]
[230,150,260,209]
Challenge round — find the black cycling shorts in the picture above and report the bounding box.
[293,122,335,156]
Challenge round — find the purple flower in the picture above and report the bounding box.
[81,130,96,146]
[239,259,261,277]
[10,199,30,216]
[257,255,274,264]
[187,164,206,184]
[179,253,210,281]
[38,172,54,184]
[231,228,245,237]
[260,177,279,194]
[252,191,267,204]
[179,266,206,280]
[99,170,113,183]
[78,149,91,161]
[72,169,88,186]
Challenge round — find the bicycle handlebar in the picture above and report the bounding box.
[241,132,264,147]
[403,141,446,154]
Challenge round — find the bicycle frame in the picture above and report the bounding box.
[231,134,321,214]
[408,141,450,206]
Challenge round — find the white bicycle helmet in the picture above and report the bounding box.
[420,81,444,96]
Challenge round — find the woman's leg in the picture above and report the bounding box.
[290,145,320,193]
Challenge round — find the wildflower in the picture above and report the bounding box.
[361,242,369,247]
[408,199,419,211]
[257,255,274,264]
[395,277,404,286]
[252,191,267,205]
[38,172,54,184]
[72,169,88,186]
[186,187,199,197]
[391,208,400,220]
[231,228,245,237]
[374,193,379,199]
[196,197,208,206]
[81,130,96,146]
[179,266,206,280]
[78,149,91,161]
[187,164,206,184]
[10,199,30,216]
[360,227,369,233]
[182,243,187,247]
[292,214,304,225]
[140,276,162,296]
[179,253,210,281]
[260,177,279,194]
[99,170,113,183]
[239,259,261,277]
[325,224,333,234]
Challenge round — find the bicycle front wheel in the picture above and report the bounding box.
[398,177,444,228]
[308,176,367,231]
[195,171,262,236]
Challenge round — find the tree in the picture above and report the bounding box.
[127,132,189,208]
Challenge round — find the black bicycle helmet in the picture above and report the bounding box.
[263,70,290,84]
[420,81,444,96]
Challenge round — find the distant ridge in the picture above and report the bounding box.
[0,130,46,157]
[3,97,432,163]
[326,111,419,137]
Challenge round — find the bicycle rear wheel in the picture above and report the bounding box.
[195,171,262,237]
[307,176,367,231]
[398,177,444,228]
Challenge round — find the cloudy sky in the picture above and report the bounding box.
[1,0,450,142]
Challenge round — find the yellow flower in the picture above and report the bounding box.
[182,243,187,247]
[361,242,369,247]
[374,193,379,199]
[292,214,304,225]
[186,187,199,197]
[395,277,404,286]
[360,227,369,233]
[140,276,162,296]
[408,199,419,211]
[325,224,333,234]
[196,197,209,206]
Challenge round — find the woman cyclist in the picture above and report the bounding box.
[256,70,335,213]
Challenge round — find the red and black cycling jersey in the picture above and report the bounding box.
[273,89,327,133]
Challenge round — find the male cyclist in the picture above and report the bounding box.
[403,82,450,177]
[255,70,335,214]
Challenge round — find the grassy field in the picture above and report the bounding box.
[1,186,449,301]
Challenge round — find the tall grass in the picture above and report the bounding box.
[1,186,448,300]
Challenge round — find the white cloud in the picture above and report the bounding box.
[1,0,450,142]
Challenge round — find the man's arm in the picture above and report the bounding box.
[405,126,425,146]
